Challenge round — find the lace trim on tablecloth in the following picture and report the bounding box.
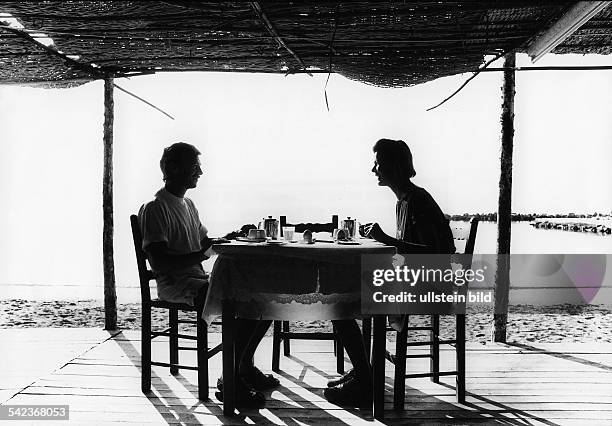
[231,288,360,304]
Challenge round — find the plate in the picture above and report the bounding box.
[236,236,266,243]
[337,240,361,245]
[266,240,286,245]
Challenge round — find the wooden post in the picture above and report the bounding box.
[493,52,516,342]
[103,75,117,330]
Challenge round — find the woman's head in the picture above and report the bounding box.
[372,138,416,187]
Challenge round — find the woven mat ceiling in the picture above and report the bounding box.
[1,1,611,88]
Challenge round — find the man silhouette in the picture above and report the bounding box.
[139,142,278,406]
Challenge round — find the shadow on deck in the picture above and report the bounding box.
[2,328,611,425]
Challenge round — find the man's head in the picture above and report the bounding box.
[372,138,416,187]
[160,142,203,189]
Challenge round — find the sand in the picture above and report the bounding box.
[1,300,610,344]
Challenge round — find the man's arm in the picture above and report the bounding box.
[144,242,208,274]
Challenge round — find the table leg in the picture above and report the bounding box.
[222,301,235,416]
[372,314,386,420]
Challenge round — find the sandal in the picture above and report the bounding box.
[241,366,280,390]
[215,378,265,407]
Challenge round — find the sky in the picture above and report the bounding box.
[0,52,611,290]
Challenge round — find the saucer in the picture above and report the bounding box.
[236,236,266,243]
[266,240,286,245]
[337,240,361,245]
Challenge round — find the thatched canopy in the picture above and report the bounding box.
[1,1,611,88]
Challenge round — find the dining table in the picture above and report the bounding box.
[202,236,396,420]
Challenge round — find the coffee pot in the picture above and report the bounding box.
[341,217,357,239]
[260,216,279,239]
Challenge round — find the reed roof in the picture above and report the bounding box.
[1,1,611,88]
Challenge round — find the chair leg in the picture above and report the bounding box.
[456,314,466,403]
[282,321,291,356]
[430,314,440,383]
[335,325,344,374]
[372,316,386,421]
[272,320,281,372]
[332,323,344,374]
[169,309,179,375]
[197,315,208,400]
[141,304,152,394]
[393,323,408,410]
[362,317,372,362]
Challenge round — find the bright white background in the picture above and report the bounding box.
[0,53,611,296]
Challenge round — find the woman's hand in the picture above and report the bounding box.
[364,223,386,242]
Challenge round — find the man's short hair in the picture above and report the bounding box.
[160,142,201,181]
[373,138,416,181]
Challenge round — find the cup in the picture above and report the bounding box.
[303,229,313,243]
[248,229,266,240]
[283,226,295,241]
[333,228,347,241]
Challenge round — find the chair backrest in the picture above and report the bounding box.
[130,214,155,303]
[279,215,339,237]
[450,217,479,268]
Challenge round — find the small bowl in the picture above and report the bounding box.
[248,229,266,240]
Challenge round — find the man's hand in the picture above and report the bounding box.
[211,237,230,244]
[201,236,214,252]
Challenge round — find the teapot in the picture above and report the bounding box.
[259,216,279,239]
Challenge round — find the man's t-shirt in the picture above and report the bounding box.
[138,188,210,305]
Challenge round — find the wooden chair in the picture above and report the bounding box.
[272,215,349,373]
[130,215,222,400]
[388,217,479,409]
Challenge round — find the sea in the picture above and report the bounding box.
[1,221,610,304]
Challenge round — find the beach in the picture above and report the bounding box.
[2,299,610,344]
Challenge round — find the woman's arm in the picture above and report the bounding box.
[365,223,433,253]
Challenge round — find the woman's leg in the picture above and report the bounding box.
[238,320,272,374]
[332,319,372,384]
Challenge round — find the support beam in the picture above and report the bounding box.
[493,53,515,343]
[103,75,117,330]
[526,1,610,62]
[250,2,312,75]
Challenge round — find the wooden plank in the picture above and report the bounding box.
[10,390,612,413]
[7,394,612,421]
[21,386,612,404]
[0,328,114,403]
[54,360,612,379]
[68,346,612,373]
[32,381,612,398]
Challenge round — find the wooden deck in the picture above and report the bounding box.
[1,328,611,425]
